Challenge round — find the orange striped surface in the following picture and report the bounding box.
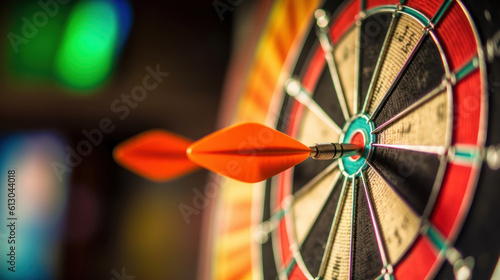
[235,0,320,124]
[211,0,320,279]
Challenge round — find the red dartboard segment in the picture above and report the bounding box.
[435,1,478,71]
[286,101,304,139]
[289,264,308,280]
[330,0,360,43]
[405,0,442,19]
[288,44,327,138]
[275,168,294,269]
[365,0,399,10]
[301,47,326,93]
[430,163,472,238]
[279,218,293,268]
[433,0,484,147]
[394,236,439,280]
[452,70,482,145]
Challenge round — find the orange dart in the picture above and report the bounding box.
[113,129,199,181]
[114,123,361,183]
[187,123,361,183]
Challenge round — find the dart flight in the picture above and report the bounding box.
[113,129,199,181]
[187,123,312,183]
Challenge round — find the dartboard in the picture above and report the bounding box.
[200,0,500,279]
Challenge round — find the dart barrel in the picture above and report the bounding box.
[309,143,361,160]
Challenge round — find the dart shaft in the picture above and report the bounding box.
[309,143,361,160]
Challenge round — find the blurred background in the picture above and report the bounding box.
[0,0,241,279]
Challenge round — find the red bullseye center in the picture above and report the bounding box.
[350,131,365,160]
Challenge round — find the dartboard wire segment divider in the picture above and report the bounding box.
[194,0,500,280]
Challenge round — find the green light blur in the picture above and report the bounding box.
[55,1,119,91]
[5,4,68,85]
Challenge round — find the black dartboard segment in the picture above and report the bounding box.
[359,12,393,109]
[313,66,347,128]
[299,177,344,276]
[374,35,446,126]
[292,158,333,194]
[353,179,384,280]
[276,94,292,133]
[261,180,279,280]
[368,147,440,215]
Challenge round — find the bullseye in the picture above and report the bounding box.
[349,131,365,160]
[339,114,375,176]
